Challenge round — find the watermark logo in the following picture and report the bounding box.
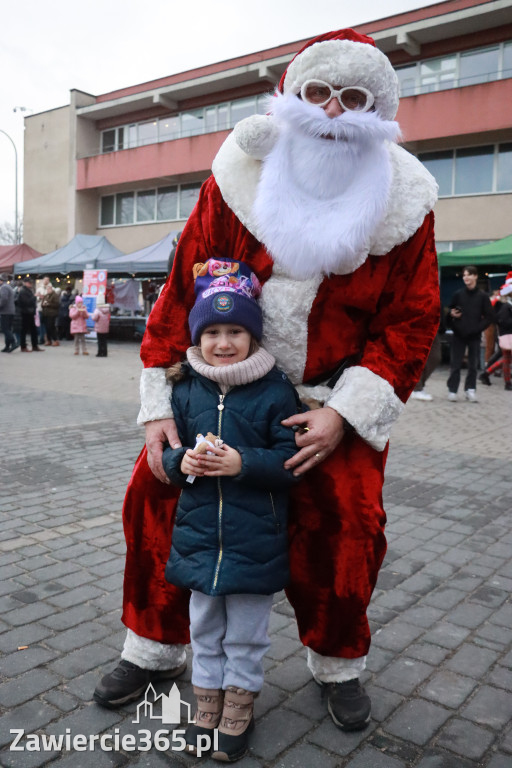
[10,682,218,756]
[133,682,194,725]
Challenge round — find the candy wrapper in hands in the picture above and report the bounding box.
[186,432,223,483]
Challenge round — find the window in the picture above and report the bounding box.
[138,120,158,146]
[497,143,512,192]
[101,195,115,226]
[115,193,134,225]
[455,146,494,195]
[504,42,512,79]
[136,190,156,222]
[217,105,229,131]
[419,150,453,196]
[230,97,257,125]
[179,183,201,218]
[127,125,137,148]
[419,143,512,197]
[159,116,180,142]
[157,186,178,221]
[419,55,456,93]
[459,46,499,86]
[101,130,116,153]
[395,40,512,97]
[100,182,204,226]
[99,94,265,154]
[181,110,204,137]
[396,65,416,97]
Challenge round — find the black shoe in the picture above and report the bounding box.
[505,382,512,391]
[323,678,371,731]
[479,371,491,386]
[1,347,9,353]
[93,659,186,708]
[10,343,19,352]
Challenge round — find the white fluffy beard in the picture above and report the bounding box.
[253,92,401,279]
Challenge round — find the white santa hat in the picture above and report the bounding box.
[234,28,399,159]
[279,28,399,121]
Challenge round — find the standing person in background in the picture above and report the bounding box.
[11,280,23,347]
[58,284,74,340]
[36,275,52,346]
[0,274,17,353]
[480,273,512,391]
[446,266,493,403]
[41,284,60,346]
[69,296,89,356]
[18,278,45,353]
[91,299,111,357]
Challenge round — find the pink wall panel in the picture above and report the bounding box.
[397,79,512,142]
[77,131,228,190]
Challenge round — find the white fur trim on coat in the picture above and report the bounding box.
[326,365,404,451]
[307,647,367,683]
[122,628,187,671]
[137,367,173,425]
[282,39,399,121]
[260,269,323,385]
[213,131,437,264]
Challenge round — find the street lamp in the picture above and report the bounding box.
[0,129,19,244]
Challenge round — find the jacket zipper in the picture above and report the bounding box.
[212,394,225,591]
[270,492,280,533]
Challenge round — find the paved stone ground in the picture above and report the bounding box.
[0,339,511,768]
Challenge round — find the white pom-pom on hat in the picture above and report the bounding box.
[233,114,280,159]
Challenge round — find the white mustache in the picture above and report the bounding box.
[269,91,401,145]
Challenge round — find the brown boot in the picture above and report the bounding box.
[52,341,60,346]
[211,687,255,762]
[185,686,223,756]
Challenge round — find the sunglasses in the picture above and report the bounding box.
[300,80,375,112]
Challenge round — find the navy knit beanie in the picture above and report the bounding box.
[189,259,263,345]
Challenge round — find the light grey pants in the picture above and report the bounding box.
[189,591,274,692]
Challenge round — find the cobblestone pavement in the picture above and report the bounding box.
[0,339,511,768]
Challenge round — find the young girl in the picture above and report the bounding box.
[162,259,300,762]
[91,299,111,357]
[69,295,89,355]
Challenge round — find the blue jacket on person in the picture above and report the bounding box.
[162,363,301,597]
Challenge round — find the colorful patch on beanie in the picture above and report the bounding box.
[213,293,234,313]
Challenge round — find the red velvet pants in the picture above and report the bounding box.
[122,432,388,659]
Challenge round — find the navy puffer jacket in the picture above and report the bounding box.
[163,364,301,596]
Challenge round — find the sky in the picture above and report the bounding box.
[0,0,447,235]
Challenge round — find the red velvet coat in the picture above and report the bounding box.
[122,175,439,659]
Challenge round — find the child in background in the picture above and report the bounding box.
[162,259,300,762]
[69,296,89,355]
[91,299,111,357]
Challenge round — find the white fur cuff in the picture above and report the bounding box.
[307,647,367,683]
[122,629,187,671]
[327,365,404,451]
[137,367,174,425]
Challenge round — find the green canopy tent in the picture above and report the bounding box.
[437,234,512,267]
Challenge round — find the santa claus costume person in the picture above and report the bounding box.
[94,29,439,736]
